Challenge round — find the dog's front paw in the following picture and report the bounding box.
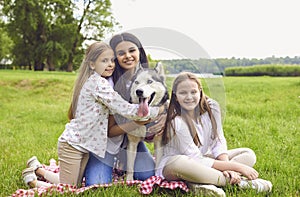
[126,173,134,181]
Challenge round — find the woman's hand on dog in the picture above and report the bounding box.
[134,119,152,126]
[148,113,167,135]
[158,105,166,114]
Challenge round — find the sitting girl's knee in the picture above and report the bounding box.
[165,155,190,169]
[241,148,257,166]
[247,148,257,165]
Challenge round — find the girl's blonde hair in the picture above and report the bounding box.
[68,41,112,120]
[162,72,218,146]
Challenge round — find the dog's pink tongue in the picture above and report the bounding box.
[138,99,149,117]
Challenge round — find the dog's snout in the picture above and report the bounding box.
[136,89,143,97]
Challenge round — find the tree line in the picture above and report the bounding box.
[225,64,300,76]
[0,0,117,71]
[160,56,300,74]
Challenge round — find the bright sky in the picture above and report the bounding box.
[109,0,300,59]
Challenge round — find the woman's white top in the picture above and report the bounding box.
[156,99,227,178]
[59,72,159,158]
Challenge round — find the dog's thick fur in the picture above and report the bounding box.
[126,62,169,181]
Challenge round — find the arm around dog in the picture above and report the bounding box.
[107,106,166,138]
[93,76,160,120]
[107,115,142,137]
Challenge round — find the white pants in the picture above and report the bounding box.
[162,147,256,186]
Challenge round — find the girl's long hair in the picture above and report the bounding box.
[162,72,218,146]
[68,42,111,120]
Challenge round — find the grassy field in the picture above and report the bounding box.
[0,70,299,196]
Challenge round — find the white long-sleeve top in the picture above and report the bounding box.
[156,99,227,178]
[59,72,159,158]
[198,99,227,158]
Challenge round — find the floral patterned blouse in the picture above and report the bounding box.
[59,72,159,158]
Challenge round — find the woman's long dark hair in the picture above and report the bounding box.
[109,32,149,100]
[110,32,148,83]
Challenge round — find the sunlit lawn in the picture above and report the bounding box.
[0,70,299,196]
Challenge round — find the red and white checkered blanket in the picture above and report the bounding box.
[12,162,189,196]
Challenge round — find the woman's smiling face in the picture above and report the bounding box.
[115,41,140,70]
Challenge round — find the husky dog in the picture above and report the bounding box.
[126,62,169,181]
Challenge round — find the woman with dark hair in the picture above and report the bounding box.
[84,32,166,186]
[110,32,149,101]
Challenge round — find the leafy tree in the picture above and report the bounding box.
[1,0,117,71]
[2,0,55,70]
[65,0,117,72]
[0,21,13,63]
[44,1,77,71]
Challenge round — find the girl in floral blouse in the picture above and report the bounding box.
[22,41,163,188]
[84,32,167,185]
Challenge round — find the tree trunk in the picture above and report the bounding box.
[46,56,55,71]
[67,54,73,72]
[34,60,44,71]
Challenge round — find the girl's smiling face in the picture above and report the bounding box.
[115,41,140,70]
[90,48,115,77]
[175,79,201,116]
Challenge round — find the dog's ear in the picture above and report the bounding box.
[135,66,144,74]
[155,62,166,82]
[154,62,164,74]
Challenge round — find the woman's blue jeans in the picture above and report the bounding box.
[84,142,155,186]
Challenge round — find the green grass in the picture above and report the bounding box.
[0,70,299,196]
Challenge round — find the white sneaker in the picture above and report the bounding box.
[27,156,42,171]
[187,182,226,197]
[239,178,272,193]
[22,167,37,187]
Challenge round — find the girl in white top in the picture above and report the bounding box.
[156,72,272,196]
[22,41,163,188]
